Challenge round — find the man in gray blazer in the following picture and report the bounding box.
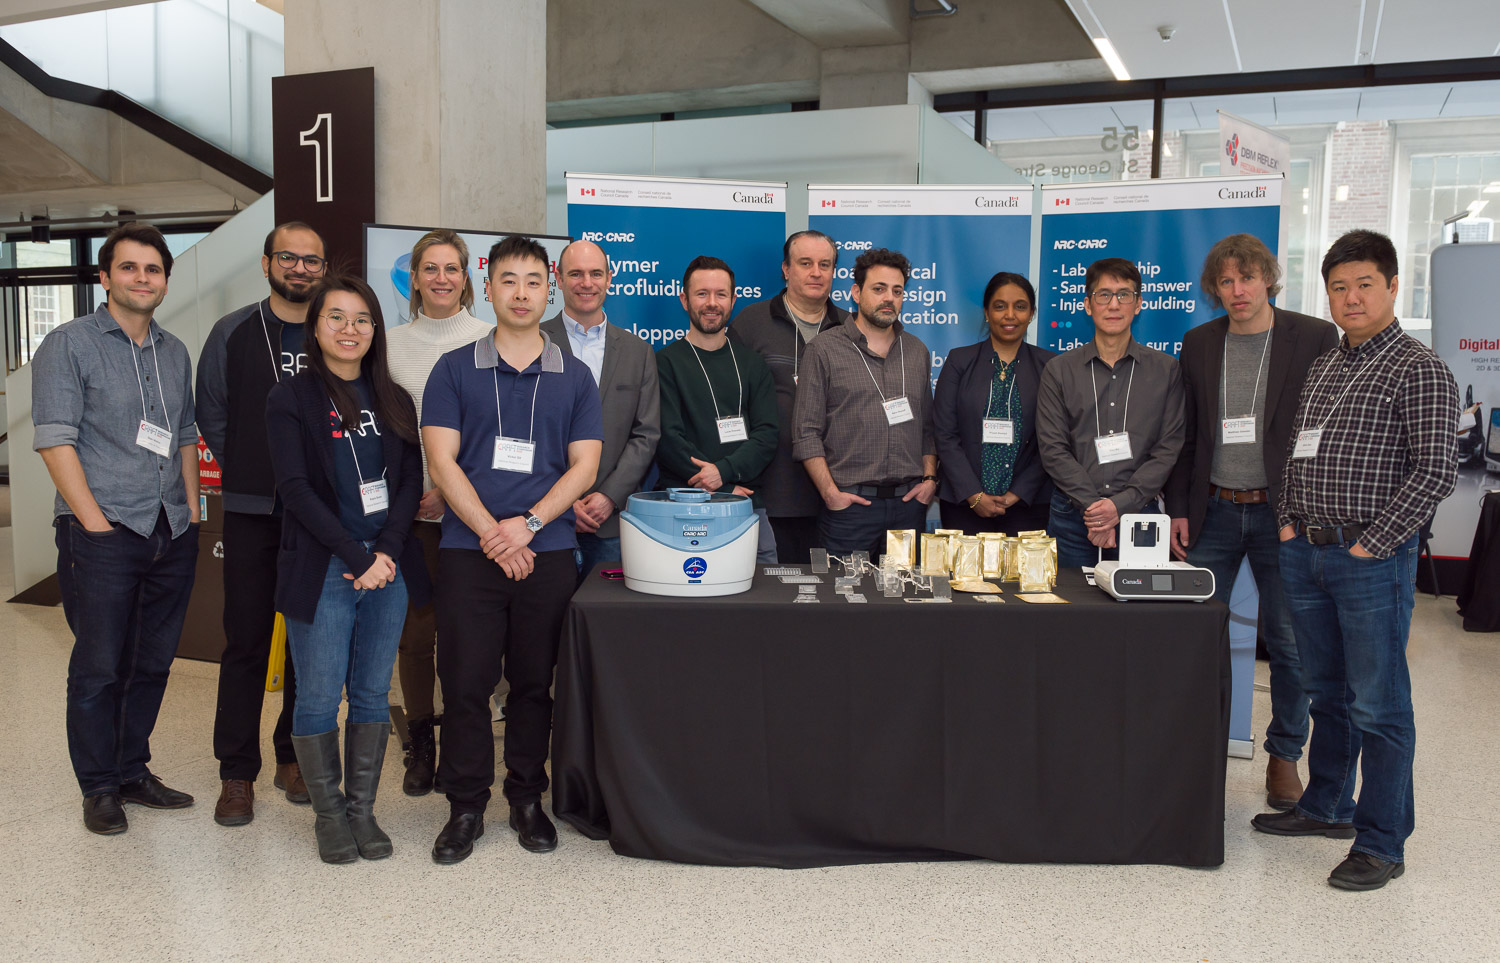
[541,240,660,580]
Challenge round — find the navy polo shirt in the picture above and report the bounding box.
[422,330,603,553]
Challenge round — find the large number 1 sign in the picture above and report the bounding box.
[298,112,334,203]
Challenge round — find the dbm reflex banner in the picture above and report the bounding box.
[565,173,787,350]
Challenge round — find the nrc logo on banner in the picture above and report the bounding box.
[1054,197,1071,207]
[579,187,596,197]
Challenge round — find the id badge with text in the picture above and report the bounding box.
[359,479,390,515]
[1222,416,1256,445]
[1292,428,1322,460]
[136,420,173,457]
[882,397,914,426]
[1094,433,1133,465]
[492,437,536,473]
[982,418,1015,444]
[717,416,748,444]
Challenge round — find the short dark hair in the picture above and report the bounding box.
[264,220,321,258]
[487,235,550,278]
[682,255,735,292]
[1085,257,1141,294]
[852,248,910,288]
[1321,229,1398,285]
[99,221,173,278]
[783,230,838,267]
[1201,234,1282,308]
[982,271,1036,312]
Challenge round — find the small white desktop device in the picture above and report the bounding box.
[1093,513,1216,602]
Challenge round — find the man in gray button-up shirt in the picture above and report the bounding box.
[31,223,201,835]
[1036,257,1185,568]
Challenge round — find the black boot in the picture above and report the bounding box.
[402,716,436,797]
[344,721,392,859]
[290,730,359,864]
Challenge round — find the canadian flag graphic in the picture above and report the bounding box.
[1055,197,1071,206]
[821,200,836,208]
[580,188,596,197]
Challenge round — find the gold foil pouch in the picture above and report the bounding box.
[1018,539,1053,593]
[952,536,983,581]
[979,532,1005,579]
[920,533,950,576]
[1000,536,1020,582]
[885,529,916,570]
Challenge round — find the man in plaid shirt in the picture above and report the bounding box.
[1252,230,1457,891]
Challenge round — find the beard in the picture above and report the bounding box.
[860,302,898,329]
[269,272,316,303]
[690,309,728,336]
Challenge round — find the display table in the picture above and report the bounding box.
[1458,491,1500,632]
[552,568,1230,869]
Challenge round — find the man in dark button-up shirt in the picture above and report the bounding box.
[1036,257,1185,569]
[1253,230,1458,893]
[31,222,200,835]
[793,247,937,559]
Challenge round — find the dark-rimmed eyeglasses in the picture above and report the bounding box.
[272,251,327,273]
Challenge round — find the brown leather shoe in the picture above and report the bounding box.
[274,762,310,804]
[214,778,255,826]
[1266,756,1304,811]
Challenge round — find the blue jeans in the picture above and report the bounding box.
[818,496,927,558]
[575,532,621,579]
[55,512,199,796]
[285,553,408,736]
[1049,491,1116,569]
[754,508,778,564]
[1280,532,1419,864]
[1187,498,1308,761]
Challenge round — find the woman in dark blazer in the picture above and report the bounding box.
[933,272,1058,534]
[265,273,429,864]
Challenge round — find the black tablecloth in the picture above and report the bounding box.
[1458,491,1500,632]
[552,568,1230,868]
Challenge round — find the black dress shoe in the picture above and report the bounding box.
[119,774,194,809]
[83,793,128,835]
[509,801,557,853]
[432,812,484,865]
[1329,851,1405,891]
[1251,810,1356,839]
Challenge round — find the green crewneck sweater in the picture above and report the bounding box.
[655,336,778,507]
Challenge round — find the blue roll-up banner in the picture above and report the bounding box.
[564,173,788,350]
[807,185,1033,385]
[1038,175,1282,358]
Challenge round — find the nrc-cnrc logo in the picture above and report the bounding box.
[1224,133,1240,167]
[683,556,709,579]
[732,191,776,205]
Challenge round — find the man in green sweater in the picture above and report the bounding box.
[656,255,780,563]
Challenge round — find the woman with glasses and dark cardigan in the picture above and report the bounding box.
[265,273,430,863]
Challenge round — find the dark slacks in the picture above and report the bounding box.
[395,521,443,722]
[769,514,819,565]
[817,496,928,560]
[56,510,198,796]
[937,497,1050,535]
[213,510,296,780]
[435,547,576,813]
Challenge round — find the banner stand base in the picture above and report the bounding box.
[1228,739,1254,759]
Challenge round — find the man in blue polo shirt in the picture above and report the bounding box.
[421,235,603,863]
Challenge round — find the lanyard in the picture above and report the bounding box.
[258,302,283,383]
[130,335,172,435]
[329,396,384,485]
[493,365,543,442]
[1299,336,1400,433]
[687,340,743,419]
[985,353,1019,421]
[1090,355,1136,438]
[783,295,824,384]
[852,335,906,403]
[1220,328,1273,420]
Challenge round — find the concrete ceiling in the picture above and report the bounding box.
[744,0,909,46]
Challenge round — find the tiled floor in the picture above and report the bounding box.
[2,493,1497,962]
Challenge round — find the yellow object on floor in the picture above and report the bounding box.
[266,613,286,692]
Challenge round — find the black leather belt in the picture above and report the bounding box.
[1295,521,1366,546]
[843,482,915,499]
[1209,484,1269,504]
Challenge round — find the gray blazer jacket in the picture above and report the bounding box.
[540,315,661,538]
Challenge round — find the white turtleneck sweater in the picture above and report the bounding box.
[386,307,495,492]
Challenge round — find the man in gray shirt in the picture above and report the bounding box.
[1036,257,1185,568]
[1165,234,1339,812]
[31,222,201,835]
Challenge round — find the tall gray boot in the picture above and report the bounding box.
[344,721,393,859]
[290,730,359,864]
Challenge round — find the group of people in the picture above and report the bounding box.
[33,216,1456,891]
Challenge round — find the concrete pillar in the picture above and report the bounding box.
[820,43,928,111]
[283,0,546,233]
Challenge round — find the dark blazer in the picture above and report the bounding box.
[933,339,1058,508]
[1164,306,1340,545]
[540,315,660,538]
[265,372,430,624]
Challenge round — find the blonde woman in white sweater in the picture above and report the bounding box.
[385,229,493,795]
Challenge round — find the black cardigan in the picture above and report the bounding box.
[265,372,430,624]
[933,339,1058,508]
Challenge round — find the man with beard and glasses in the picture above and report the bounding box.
[197,221,327,828]
[654,255,779,563]
[793,247,938,559]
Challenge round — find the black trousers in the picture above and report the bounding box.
[769,515,819,565]
[435,547,575,813]
[938,497,1051,535]
[213,510,296,780]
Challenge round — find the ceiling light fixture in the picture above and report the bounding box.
[1093,38,1130,81]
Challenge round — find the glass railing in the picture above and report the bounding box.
[0,0,283,174]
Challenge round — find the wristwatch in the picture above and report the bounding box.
[921,474,938,483]
[523,512,543,533]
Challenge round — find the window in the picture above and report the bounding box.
[982,100,1155,185]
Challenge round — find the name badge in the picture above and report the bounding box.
[982,418,1015,444]
[717,416,748,444]
[883,396,914,426]
[492,436,536,474]
[1292,428,1322,460]
[1094,432,1133,465]
[359,479,389,516]
[1222,416,1256,445]
[136,420,173,457]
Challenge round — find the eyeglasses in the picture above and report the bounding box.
[1089,290,1138,306]
[273,251,327,273]
[420,264,466,280]
[321,311,374,332]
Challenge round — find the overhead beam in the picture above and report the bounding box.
[744,0,909,47]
